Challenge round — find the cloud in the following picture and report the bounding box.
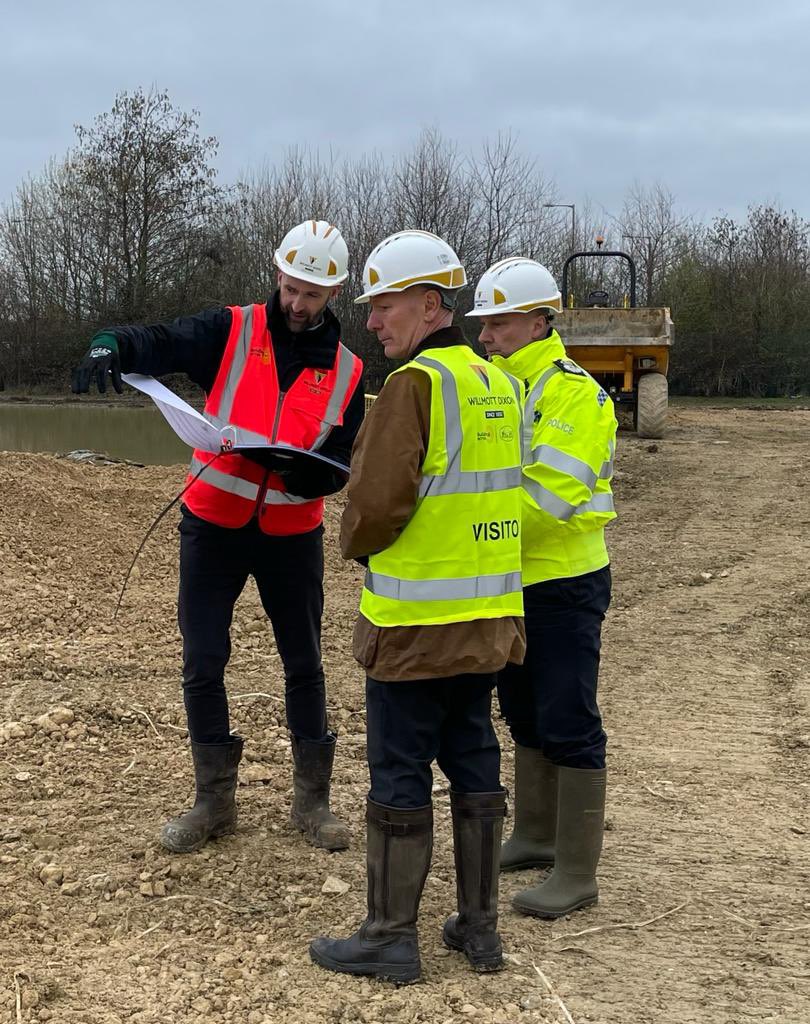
[2,0,808,220]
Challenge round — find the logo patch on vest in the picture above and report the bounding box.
[250,346,271,364]
[554,358,588,378]
[471,365,491,390]
[313,370,326,384]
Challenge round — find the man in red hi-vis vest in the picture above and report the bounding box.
[72,220,365,854]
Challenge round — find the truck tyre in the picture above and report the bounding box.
[635,373,668,439]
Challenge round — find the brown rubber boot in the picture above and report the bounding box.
[290,733,350,851]
[159,736,244,854]
[442,790,507,972]
[501,745,558,871]
[309,800,433,984]
[512,766,606,918]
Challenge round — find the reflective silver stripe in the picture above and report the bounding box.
[523,364,562,450]
[264,489,312,506]
[365,569,523,603]
[419,465,522,498]
[311,343,358,451]
[218,304,255,423]
[523,477,615,521]
[413,356,522,494]
[189,457,259,501]
[600,439,616,480]
[575,492,615,516]
[530,444,598,490]
[523,478,577,521]
[220,424,271,447]
[413,355,463,474]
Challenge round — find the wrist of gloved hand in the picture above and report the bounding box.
[91,331,119,354]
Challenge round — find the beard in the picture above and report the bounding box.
[280,299,326,334]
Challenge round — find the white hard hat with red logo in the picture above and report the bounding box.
[274,220,349,287]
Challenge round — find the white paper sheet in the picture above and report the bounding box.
[122,375,349,476]
[122,374,221,453]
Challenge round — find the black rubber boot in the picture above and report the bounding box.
[309,800,433,984]
[442,790,507,972]
[290,733,350,851]
[159,736,244,854]
[512,766,606,918]
[501,745,557,871]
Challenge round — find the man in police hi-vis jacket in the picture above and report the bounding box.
[71,220,364,858]
[467,257,616,920]
[309,231,526,984]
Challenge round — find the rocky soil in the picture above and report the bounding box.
[1,404,809,1023]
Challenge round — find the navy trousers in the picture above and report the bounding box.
[497,565,611,769]
[366,673,502,809]
[177,507,328,744]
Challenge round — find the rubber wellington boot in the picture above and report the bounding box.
[512,766,606,919]
[290,733,350,851]
[442,790,507,972]
[310,800,433,984]
[159,736,244,854]
[501,744,557,872]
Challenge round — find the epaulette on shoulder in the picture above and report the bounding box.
[553,358,588,378]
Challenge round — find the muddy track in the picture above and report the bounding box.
[1,405,808,1024]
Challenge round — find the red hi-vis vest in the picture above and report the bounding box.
[184,303,362,536]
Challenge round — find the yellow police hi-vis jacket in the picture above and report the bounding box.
[492,330,617,585]
[360,345,524,628]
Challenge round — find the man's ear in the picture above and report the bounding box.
[423,288,442,319]
[331,284,342,301]
[531,312,548,337]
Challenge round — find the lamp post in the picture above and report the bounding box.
[545,203,576,305]
[544,203,576,254]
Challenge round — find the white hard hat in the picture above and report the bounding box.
[466,257,562,317]
[274,219,349,287]
[355,230,467,304]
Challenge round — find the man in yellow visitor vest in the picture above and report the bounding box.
[467,257,616,919]
[309,232,526,983]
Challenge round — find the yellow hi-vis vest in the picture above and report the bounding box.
[492,331,617,586]
[360,345,524,628]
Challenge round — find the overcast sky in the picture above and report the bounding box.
[3,0,808,225]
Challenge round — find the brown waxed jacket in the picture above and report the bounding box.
[340,325,526,681]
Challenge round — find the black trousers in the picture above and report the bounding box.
[497,565,611,770]
[177,507,328,745]
[366,674,502,809]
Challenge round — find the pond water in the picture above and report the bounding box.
[0,403,190,466]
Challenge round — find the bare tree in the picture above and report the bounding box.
[618,183,690,305]
[73,87,221,321]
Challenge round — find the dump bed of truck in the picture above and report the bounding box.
[555,307,674,348]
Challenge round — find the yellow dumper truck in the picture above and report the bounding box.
[556,248,674,439]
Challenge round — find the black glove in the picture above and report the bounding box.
[71,332,123,394]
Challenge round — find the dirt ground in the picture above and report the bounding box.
[1,404,809,1024]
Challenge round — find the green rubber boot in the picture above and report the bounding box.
[512,766,606,918]
[501,745,557,872]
